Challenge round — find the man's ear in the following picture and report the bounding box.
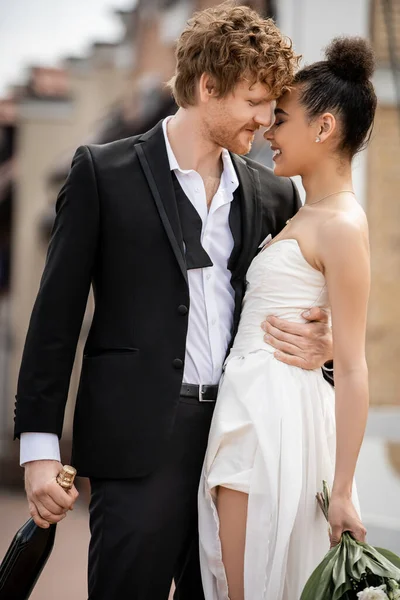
[198,73,218,103]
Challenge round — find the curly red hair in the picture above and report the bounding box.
[167,2,300,107]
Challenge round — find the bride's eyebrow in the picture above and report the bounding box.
[274,108,289,116]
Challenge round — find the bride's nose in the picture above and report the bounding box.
[264,126,275,141]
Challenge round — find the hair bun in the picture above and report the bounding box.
[325,36,375,83]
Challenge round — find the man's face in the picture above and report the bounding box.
[201,79,276,155]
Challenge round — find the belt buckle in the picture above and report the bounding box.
[199,384,214,403]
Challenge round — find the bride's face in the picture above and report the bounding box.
[264,86,323,178]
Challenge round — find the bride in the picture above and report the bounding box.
[198,36,377,600]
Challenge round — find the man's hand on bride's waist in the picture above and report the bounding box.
[261,307,333,369]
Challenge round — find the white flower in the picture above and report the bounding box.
[357,585,389,600]
[388,580,400,599]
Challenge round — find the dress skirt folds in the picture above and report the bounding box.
[198,240,360,600]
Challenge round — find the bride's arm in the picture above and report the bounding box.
[319,214,370,546]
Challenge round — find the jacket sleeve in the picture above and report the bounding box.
[14,145,99,439]
[290,178,302,216]
[322,361,334,387]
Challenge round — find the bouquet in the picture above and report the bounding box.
[300,481,400,600]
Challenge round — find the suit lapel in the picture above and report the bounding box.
[230,153,262,279]
[134,125,261,287]
[227,188,242,272]
[134,121,187,284]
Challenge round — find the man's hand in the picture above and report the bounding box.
[261,306,332,369]
[24,460,79,528]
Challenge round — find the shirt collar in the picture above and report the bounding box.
[162,116,239,196]
[162,116,182,173]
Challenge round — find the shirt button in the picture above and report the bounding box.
[206,273,211,280]
[195,188,200,193]
[211,318,217,326]
[172,358,184,369]
[178,305,188,315]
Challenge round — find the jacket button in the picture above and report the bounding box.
[178,305,188,315]
[172,358,183,369]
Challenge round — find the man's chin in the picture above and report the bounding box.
[227,142,252,155]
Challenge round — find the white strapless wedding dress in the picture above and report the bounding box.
[198,239,359,600]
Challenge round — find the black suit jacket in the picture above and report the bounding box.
[14,121,301,478]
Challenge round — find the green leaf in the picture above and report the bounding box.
[332,539,354,600]
[323,480,331,515]
[374,548,400,571]
[301,531,400,600]
[332,540,348,586]
[345,534,365,580]
[306,482,400,598]
[357,544,400,581]
[300,546,340,600]
[316,492,329,521]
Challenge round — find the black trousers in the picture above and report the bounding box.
[87,395,215,599]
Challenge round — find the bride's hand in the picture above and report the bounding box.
[328,493,367,548]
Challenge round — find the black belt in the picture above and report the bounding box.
[180,383,218,402]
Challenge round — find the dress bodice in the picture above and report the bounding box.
[200,238,338,600]
[229,239,330,358]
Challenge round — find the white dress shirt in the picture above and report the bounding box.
[20,116,239,465]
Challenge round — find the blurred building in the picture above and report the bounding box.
[0,9,133,480]
[0,0,399,487]
[366,1,400,545]
[367,0,400,408]
[0,95,16,461]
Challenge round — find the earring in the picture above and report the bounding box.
[315,136,321,143]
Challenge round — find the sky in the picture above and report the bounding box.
[0,0,136,97]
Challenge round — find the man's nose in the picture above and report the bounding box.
[255,103,275,128]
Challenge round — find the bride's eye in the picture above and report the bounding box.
[275,120,284,127]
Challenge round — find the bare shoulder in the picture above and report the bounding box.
[317,200,369,269]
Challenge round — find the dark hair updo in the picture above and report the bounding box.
[294,36,377,158]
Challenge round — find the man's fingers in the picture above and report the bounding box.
[265,335,304,357]
[264,316,310,337]
[273,351,307,368]
[34,480,73,512]
[264,324,306,349]
[302,307,330,323]
[48,480,78,510]
[24,460,77,525]
[35,491,68,516]
[31,480,78,522]
[69,484,79,501]
[66,485,79,510]
[35,498,68,524]
[29,502,52,529]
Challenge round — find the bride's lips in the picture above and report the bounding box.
[270,146,282,161]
